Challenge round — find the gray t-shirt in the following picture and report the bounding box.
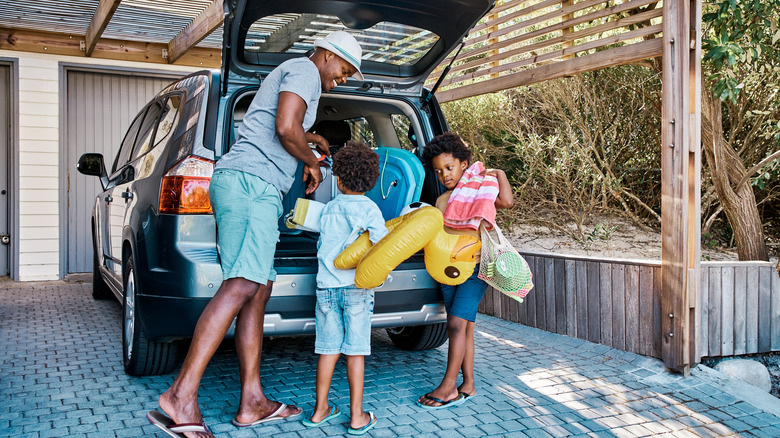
[216,57,321,196]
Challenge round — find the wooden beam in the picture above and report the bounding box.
[436,38,662,103]
[0,28,220,68]
[660,0,700,374]
[167,0,224,64]
[85,0,122,57]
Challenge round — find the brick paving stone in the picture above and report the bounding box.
[755,411,780,426]
[523,427,556,437]
[741,414,772,428]
[622,424,658,437]
[477,422,507,435]
[502,432,533,438]
[752,425,780,438]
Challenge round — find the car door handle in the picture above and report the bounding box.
[106,195,113,203]
[121,189,133,202]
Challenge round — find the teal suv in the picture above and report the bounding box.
[77,0,494,376]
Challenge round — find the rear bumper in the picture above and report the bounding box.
[137,288,446,341]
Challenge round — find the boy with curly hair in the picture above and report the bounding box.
[302,141,387,435]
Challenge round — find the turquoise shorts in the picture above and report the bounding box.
[209,168,282,285]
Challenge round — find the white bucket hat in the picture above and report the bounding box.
[314,31,364,81]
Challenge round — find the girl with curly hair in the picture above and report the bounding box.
[418,132,514,409]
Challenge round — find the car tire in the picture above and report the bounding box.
[386,322,448,351]
[91,232,112,300]
[122,256,180,376]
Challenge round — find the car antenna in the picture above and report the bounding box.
[423,42,464,106]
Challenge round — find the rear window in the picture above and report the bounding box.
[244,13,440,67]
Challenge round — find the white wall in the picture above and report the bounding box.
[0,49,199,281]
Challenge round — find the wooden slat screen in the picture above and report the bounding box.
[430,0,664,102]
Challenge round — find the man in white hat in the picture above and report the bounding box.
[152,31,363,438]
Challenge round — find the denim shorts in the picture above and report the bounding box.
[441,264,488,322]
[209,168,282,285]
[315,287,375,356]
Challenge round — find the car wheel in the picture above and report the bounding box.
[386,322,448,351]
[91,231,112,300]
[123,256,180,376]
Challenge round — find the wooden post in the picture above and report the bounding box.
[488,11,500,78]
[661,0,701,374]
[561,0,575,60]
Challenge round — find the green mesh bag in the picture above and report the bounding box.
[478,222,533,303]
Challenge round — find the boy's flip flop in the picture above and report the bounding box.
[147,410,211,438]
[416,393,465,410]
[347,411,378,435]
[301,405,342,427]
[231,402,301,427]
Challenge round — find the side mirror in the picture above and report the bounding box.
[77,153,109,189]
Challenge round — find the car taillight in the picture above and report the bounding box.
[159,155,214,214]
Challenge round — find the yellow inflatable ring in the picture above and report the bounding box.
[335,206,481,289]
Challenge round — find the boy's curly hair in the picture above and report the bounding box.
[421,132,472,168]
[332,141,380,193]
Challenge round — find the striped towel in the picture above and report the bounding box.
[443,161,499,230]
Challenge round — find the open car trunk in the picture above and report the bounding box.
[229,88,438,258]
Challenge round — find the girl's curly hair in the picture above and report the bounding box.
[332,141,380,193]
[421,132,472,168]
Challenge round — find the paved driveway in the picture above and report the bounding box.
[2,279,780,437]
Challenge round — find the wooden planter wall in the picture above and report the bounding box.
[480,253,780,359]
[701,262,780,358]
[479,251,663,358]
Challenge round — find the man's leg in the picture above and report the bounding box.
[417,314,468,406]
[233,280,301,423]
[159,276,261,437]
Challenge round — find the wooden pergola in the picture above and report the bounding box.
[0,0,702,373]
[430,0,702,374]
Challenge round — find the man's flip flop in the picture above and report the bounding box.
[147,410,210,438]
[347,411,378,435]
[231,402,301,427]
[301,405,342,427]
[416,393,465,410]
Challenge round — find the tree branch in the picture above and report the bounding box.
[734,148,780,189]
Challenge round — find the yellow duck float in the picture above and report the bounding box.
[335,206,481,289]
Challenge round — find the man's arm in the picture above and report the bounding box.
[276,91,322,194]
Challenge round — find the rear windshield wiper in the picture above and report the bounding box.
[423,42,464,106]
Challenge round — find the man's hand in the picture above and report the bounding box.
[303,164,323,194]
[305,132,330,157]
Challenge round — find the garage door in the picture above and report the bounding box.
[0,64,9,277]
[66,70,181,274]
